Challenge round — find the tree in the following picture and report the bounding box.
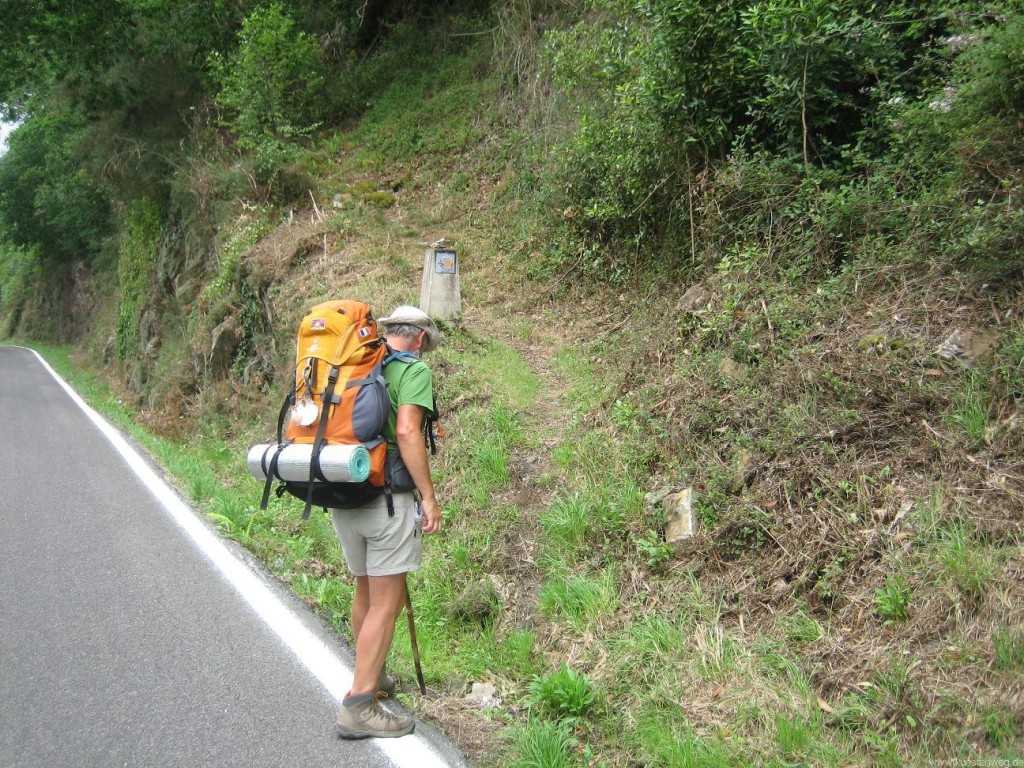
[0,0,134,111]
[0,111,111,263]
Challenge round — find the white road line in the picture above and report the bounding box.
[26,348,455,768]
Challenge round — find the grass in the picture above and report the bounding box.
[934,521,999,602]
[632,714,736,768]
[505,719,576,768]
[948,370,994,446]
[346,34,497,168]
[447,338,542,413]
[778,604,825,645]
[993,629,1024,671]
[537,567,619,632]
[538,494,591,554]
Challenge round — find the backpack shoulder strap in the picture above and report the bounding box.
[383,348,418,366]
[304,365,340,519]
[382,346,440,453]
[424,395,441,455]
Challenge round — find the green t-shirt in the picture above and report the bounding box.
[383,356,434,451]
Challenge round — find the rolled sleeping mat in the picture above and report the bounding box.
[247,443,371,483]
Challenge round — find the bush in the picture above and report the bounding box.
[211,3,327,181]
[545,0,969,272]
[874,573,912,625]
[958,9,1024,120]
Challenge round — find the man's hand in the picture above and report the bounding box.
[420,495,442,535]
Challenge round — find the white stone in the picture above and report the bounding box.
[664,488,696,544]
[937,329,968,359]
[466,682,500,707]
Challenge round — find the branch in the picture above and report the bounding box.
[802,50,810,173]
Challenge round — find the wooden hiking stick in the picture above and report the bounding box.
[405,590,427,695]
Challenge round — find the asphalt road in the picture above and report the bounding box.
[0,346,465,768]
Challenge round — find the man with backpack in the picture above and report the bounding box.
[333,305,442,739]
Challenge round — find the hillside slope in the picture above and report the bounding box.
[67,130,1024,767]
[4,4,1022,766]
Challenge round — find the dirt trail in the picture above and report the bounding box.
[407,243,610,762]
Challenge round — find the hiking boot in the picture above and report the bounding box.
[377,669,397,698]
[336,691,414,739]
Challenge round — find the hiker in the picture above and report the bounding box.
[333,305,442,739]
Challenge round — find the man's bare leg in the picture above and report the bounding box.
[350,573,407,695]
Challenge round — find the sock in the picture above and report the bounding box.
[343,690,375,707]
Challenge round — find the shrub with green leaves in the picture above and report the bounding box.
[0,111,111,264]
[210,3,326,181]
[546,0,955,256]
[202,205,272,303]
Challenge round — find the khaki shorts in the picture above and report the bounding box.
[331,492,423,577]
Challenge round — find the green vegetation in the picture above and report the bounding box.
[210,3,327,182]
[115,199,163,360]
[3,1,1024,766]
[526,664,598,722]
[0,242,40,337]
[873,573,913,625]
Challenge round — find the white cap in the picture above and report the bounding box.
[378,305,440,353]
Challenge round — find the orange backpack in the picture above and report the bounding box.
[255,299,409,517]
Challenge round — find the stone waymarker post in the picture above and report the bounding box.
[420,238,461,321]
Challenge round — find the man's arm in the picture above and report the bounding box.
[395,402,441,534]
